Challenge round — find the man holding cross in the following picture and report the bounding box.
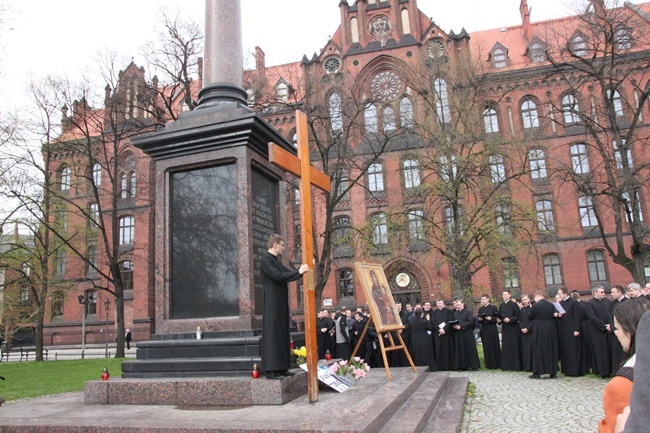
[261,233,309,379]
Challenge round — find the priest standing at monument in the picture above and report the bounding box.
[261,234,309,379]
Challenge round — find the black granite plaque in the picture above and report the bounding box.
[170,163,239,319]
[251,167,279,315]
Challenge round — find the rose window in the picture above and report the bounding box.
[324,57,341,74]
[371,70,402,103]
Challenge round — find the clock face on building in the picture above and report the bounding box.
[395,272,411,288]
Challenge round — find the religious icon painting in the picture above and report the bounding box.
[354,262,403,331]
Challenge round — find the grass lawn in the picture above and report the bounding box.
[0,358,125,401]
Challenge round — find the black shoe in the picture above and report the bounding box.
[279,370,295,377]
[266,371,283,380]
[528,374,540,379]
[549,374,557,379]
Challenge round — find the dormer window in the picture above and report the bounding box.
[490,44,509,69]
[276,81,289,102]
[570,33,587,57]
[614,27,632,51]
[527,39,546,63]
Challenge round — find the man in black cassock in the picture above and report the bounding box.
[478,294,501,369]
[452,298,480,371]
[519,294,533,372]
[585,285,613,378]
[498,289,523,371]
[571,290,591,374]
[316,309,335,359]
[260,234,308,379]
[528,291,559,379]
[557,287,584,376]
[432,299,454,370]
[609,285,627,370]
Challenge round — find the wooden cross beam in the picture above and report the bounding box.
[268,110,331,403]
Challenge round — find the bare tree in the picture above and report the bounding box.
[544,0,650,283]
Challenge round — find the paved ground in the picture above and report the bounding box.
[452,370,607,433]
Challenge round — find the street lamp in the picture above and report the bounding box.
[104,298,111,358]
[78,295,86,359]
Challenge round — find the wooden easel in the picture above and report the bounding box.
[349,316,416,380]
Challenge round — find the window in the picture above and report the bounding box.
[329,93,343,131]
[92,163,102,186]
[502,257,520,290]
[295,225,302,258]
[403,159,421,189]
[333,216,351,246]
[365,103,378,133]
[490,155,506,183]
[339,269,354,298]
[55,249,66,275]
[562,94,580,124]
[521,99,539,128]
[571,34,587,56]
[120,173,128,199]
[368,162,384,193]
[587,250,607,282]
[433,78,450,124]
[543,254,563,286]
[609,90,624,117]
[383,106,396,132]
[529,149,547,179]
[118,216,135,246]
[51,291,64,317]
[401,8,411,35]
[120,261,134,291]
[615,27,632,50]
[440,155,457,182]
[483,107,499,133]
[400,97,414,128]
[57,210,68,233]
[371,212,388,245]
[22,262,31,277]
[85,289,97,316]
[536,199,555,232]
[89,203,100,229]
[529,42,546,63]
[60,167,71,191]
[570,144,590,174]
[294,188,300,206]
[87,245,98,273]
[408,210,424,241]
[276,82,289,102]
[445,205,463,235]
[20,286,29,304]
[613,139,633,169]
[578,196,598,227]
[350,17,359,43]
[130,172,136,198]
[622,191,644,222]
[334,171,349,200]
[496,204,512,235]
[492,47,508,68]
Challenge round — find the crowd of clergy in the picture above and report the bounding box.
[314,282,650,379]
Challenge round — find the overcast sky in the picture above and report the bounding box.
[0,0,620,112]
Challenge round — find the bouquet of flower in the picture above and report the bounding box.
[329,357,370,380]
[293,346,307,365]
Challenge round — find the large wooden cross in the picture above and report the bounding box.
[268,110,331,403]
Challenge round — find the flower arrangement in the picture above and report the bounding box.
[293,346,307,365]
[329,357,370,380]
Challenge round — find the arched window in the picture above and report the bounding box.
[433,78,450,124]
[120,260,134,291]
[350,18,359,43]
[87,245,98,273]
[403,159,421,189]
[60,167,71,191]
[483,106,499,133]
[570,144,590,174]
[562,94,580,124]
[276,82,289,102]
[383,106,396,132]
[55,249,66,275]
[587,250,607,282]
[120,173,128,199]
[521,99,539,128]
[571,34,586,56]
[399,97,414,128]
[118,216,135,246]
[365,103,378,133]
[129,172,136,198]
[371,212,388,245]
[529,42,546,63]
[608,89,624,116]
[329,93,343,131]
[401,9,411,35]
[338,269,355,298]
[543,254,563,286]
[492,47,508,68]
[613,139,633,169]
[92,163,102,186]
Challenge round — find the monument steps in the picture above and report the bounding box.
[121,356,262,378]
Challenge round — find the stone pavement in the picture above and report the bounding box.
[451,370,607,433]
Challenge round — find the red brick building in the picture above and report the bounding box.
[39,0,650,344]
